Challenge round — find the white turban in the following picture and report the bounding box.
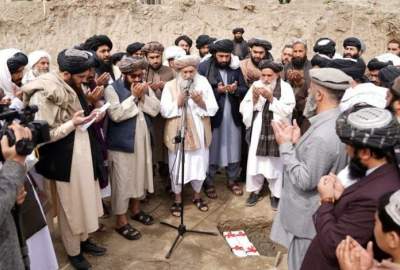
[27,50,51,69]
[163,46,186,64]
[0,48,21,98]
[376,53,400,66]
[340,82,388,112]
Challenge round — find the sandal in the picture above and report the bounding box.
[192,198,209,212]
[204,185,218,199]
[115,224,141,240]
[227,182,243,196]
[131,211,154,225]
[170,202,182,217]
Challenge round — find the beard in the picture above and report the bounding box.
[97,59,113,75]
[251,56,262,67]
[177,73,195,93]
[216,60,230,69]
[343,53,359,59]
[303,93,318,118]
[348,155,368,180]
[150,62,162,71]
[291,55,307,69]
[65,78,82,92]
[234,36,243,42]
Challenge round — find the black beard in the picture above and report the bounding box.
[65,78,82,92]
[343,53,359,59]
[251,56,261,67]
[234,37,244,43]
[216,61,229,69]
[348,156,368,180]
[96,60,113,76]
[150,63,161,71]
[292,56,307,69]
[123,79,132,89]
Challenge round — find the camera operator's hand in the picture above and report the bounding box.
[1,123,32,165]
[72,110,95,127]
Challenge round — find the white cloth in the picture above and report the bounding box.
[163,46,187,66]
[376,53,400,66]
[0,48,21,97]
[161,74,218,185]
[340,82,388,112]
[337,165,357,188]
[240,79,296,198]
[27,50,51,69]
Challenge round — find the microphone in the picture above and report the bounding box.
[183,78,194,96]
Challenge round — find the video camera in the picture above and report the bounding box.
[0,104,50,161]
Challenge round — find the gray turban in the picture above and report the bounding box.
[117,56,148,74]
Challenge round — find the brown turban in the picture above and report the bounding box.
[142,41,164,55]
[173,55,200,70]
[117,56,148,74]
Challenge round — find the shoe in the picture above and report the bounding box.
[246,192,261,207]
[81,238,107,256]
[68,253,91,270]
[270,196,280,210]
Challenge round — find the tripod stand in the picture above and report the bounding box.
[160,85,218,259]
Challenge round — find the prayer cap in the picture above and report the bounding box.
[27,50,51,69]
[164,46,186,61]
[126,42,145,55]
[209,39,234,54]
[142,41,165,55]
[7,52,28,73]
[248,38,272,51]
[232,27,245,34]
[57,48,92,74]
[174,35,193,48]
[83,34,113,51]
[379,65,400,89]
[313,38,336,58]
[258,60,283,73]
[367,58,390,71]
[117,56,148,74]
[386,190,400,227]
[343,37,362,50]
[196,35,211,49]
[174,55,200,70]
[327,58,366,82]
[309,67,352,90]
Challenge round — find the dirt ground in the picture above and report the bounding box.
[52,174,288,270]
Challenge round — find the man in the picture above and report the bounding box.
[83,34,121,85]
[379,65,400,89]
[104,56,160,240]
[0,49,28,99]
[301,106,400,270]
[232,27,249,60]
[198,39,248,199]
[279,44,293,66]
[0,123,33,270]
[343,37,363,59]
[196,34,212,60]
[387,39,400,56]
[160,55,218,216]
[175,35,193,55]
[22,48,106,270]
[283,39,312,133]
[22,50,51,84]
[126,42,145,57]
[240,60,295,208]
[367,58,389,86]
[311,38,336,68]
[164,46,187,68]
[142,41,175,186]
[270,68,349,270]
[240,38,273,86]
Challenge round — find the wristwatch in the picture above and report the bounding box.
[320,197,335,204]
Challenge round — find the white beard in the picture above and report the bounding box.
[303,93,318,118]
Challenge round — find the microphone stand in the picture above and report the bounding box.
[160,80,218,259]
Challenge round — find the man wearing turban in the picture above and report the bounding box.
[175,35,193,55]
[302,106,400,270]
[240,38,273,86]
[104,56,160,240]
[126,42,145,57]
[195,34,214,61]
[198,39,248,199]
[232,27,249,60]
[367,58,390,86]
[0,49,28,100]
[22,48,107,269]
[22,50,51,84]
[160,55,218,216]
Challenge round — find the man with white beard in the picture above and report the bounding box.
[22,50,51,84]
[270,68,348,270]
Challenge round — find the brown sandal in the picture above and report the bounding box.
[170,202,182,217]
[227,182,243,196]
[192,198,209,212]
[204,185,218,199]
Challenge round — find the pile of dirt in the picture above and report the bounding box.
[1,0,400,62]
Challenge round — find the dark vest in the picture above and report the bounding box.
[106,79,153,153]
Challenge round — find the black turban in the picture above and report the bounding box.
[83,35,113,52]
[7,52,28,74]
[209,39,234,54]
[258,60,283,73]
[379,65,400,89]
[327,58,366,82]
[248,38,272,51]
[57,48,92,74]
[232,27,245,34]
[313,38,336,58]
[311,54,332,68]
[196,35,211,49]
[110,52,126,66]
[367,58,390,71]
[174,35,193,48]
[126,42,144,55]
[343,37,361,51]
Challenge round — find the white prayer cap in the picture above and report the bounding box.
[27,50,51,69]
[340,82,388,112]
[164,46,186,61]
[385,190,400,226]
[376,53,400,66]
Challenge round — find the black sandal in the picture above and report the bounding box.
[131,211,154,225]
[115,224,141,240]
[192,198,209,212]
[204,185,218,199]
[170,202,182,217]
